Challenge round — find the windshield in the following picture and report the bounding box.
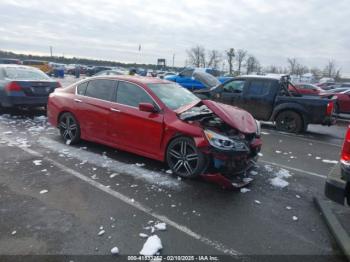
[148,83,200,110]
[4,67,50,80]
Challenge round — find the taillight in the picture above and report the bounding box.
[5,82,22,92]
[341,127,350,164]
[326,101,334,116]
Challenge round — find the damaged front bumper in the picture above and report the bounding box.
[200,138,262,189]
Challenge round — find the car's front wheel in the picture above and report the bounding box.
[166,137,207,178]
[58,112,81,144]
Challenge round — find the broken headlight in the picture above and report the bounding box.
[204,129,247,151]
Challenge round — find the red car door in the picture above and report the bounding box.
[73,79,117,142]
[108,81,164,158]
[337,92,350,113]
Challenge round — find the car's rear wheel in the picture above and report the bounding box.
[275,110,303,133]
[58,112,80,144]
[166,137,207,178]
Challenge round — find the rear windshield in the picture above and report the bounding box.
[4,67,50,80]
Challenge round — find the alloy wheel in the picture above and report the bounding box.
[167,138,201,178]
[59,113,79,142]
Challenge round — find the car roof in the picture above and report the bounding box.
[237,74,282,81]
[0,64,41,70]
[87,75,171,85]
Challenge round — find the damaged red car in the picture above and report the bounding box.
[47,76,262,187]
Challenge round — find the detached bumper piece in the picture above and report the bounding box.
[200,172,253,189]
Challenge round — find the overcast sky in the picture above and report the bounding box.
[0,0,349,71]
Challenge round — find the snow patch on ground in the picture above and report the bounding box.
[38,137,182,189]
[139,235,162,256]
[39,189,48,194]
[240,188,251,193]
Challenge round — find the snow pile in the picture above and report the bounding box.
[269,168,291,188]
[139,235,162,256]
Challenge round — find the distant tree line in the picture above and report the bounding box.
[186,45,342,80]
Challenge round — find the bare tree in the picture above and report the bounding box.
[225,48,235,75]
[186,45,206,67]
[295,64,309,76]
[236,49,247,75]
[324,60,337,78]
[287,57,298,74]
[207,50,222,69]
[245,55,260,74]
[265,65,279,74]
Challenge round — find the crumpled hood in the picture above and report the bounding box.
[202,100,257,134]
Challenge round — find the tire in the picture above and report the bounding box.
[166,137,207,178]
[58,112,81,144]
[275,110,303,133]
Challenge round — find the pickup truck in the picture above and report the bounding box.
[193,72,336,133]
[165,68,232,90]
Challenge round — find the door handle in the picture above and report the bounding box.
[110,108,121,112]
[74,99,83,103]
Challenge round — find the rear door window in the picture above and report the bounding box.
[116,81,154,107]
[223,80,245,93]
[247,80,272,96]
[85,79,116,101]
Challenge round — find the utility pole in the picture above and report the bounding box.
[49,46,53,57]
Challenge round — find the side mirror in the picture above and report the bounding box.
[139,103,158,113]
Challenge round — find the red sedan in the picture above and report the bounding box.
[320,89,350,114]
[47,76,262,187]
[288,83,323,95]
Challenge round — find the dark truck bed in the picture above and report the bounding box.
[193,73,336,133]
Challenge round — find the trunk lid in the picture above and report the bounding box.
[202,100,257,134]
[15,80,59,96]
